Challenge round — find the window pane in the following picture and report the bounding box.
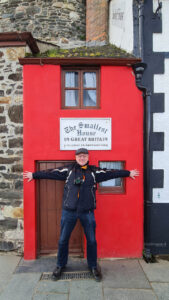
[99,161,123,187]
[83,72,96,88]
[83,90,96,106]
[65,90,78,106]
[65,72,78,88]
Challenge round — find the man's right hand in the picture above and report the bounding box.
[23,171,33,182]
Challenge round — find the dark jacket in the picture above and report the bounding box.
[33,162,130,212]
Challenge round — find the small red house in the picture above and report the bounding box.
[20,50,143,260]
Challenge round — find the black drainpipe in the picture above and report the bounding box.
[133,0,156,263]
[132,62,155,263]
[138,0,144,59]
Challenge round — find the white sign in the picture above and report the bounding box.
[111,0,125,29]
[60,118,112,150]
[109,0,133,53]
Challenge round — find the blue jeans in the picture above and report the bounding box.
[57,209,97,268]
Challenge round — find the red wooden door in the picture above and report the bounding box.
[36,161,83,256]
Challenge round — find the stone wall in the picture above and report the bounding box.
[0,0,86,47]
[0,0,86,254]
[0,47,25,252]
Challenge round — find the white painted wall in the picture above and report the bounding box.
[153,0,169,52]
[153,60,169,203]
[109,0,133,53]
[153,0,169,203]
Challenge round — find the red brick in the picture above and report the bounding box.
[86,0,108,42]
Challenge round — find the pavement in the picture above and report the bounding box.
[0,254,169,300]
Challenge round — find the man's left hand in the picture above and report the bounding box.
[129,169,140,179]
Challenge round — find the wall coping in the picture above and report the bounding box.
[0,32,39,54]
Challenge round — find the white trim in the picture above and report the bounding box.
[96,170,106,174]
[65,170,73,184]
[91,171,96,183]
[51,168,68,172]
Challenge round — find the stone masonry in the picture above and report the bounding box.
[0,1,86,254]
[0,0,86,47]
[0,46,25,252]
[0,0,111,254]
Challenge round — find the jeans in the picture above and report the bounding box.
[57,209,97,268]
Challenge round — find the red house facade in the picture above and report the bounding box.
[20,57,144,260]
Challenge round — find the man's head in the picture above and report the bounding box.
[75,148,89,166]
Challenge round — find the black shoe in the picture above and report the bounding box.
[90,267,102,282]
[51,266,63,281]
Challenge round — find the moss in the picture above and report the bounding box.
[48,53,57,57]
[25,44,135,59]
[79,35,86,41]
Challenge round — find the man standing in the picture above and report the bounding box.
[23,148,139,281]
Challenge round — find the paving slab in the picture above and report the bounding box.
[35,280,69,294]
[100,259,151,289]
[33,293,68,300]
[0,254,21,294]
[15,256,88,273]
[0,273,41,300]
[139,258,169,282]
[69,279,103,300]
[104,287,157,300]
[15,256,58,273]
[151,283,169,300]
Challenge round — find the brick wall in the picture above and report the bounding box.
[86,0,108,42]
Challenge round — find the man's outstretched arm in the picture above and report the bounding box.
[23,166,70,182]
[95,167,139,183]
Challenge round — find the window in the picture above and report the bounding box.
[62,68,100,109]
[98,161,125,194]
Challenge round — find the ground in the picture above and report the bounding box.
[0,254,169,299]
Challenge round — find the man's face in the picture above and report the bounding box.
[76,153,89,166]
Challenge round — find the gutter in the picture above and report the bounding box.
[19,57,141,66]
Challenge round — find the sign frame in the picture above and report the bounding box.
[60,118,112,150]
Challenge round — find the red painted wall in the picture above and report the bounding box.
[23,64,143,259]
